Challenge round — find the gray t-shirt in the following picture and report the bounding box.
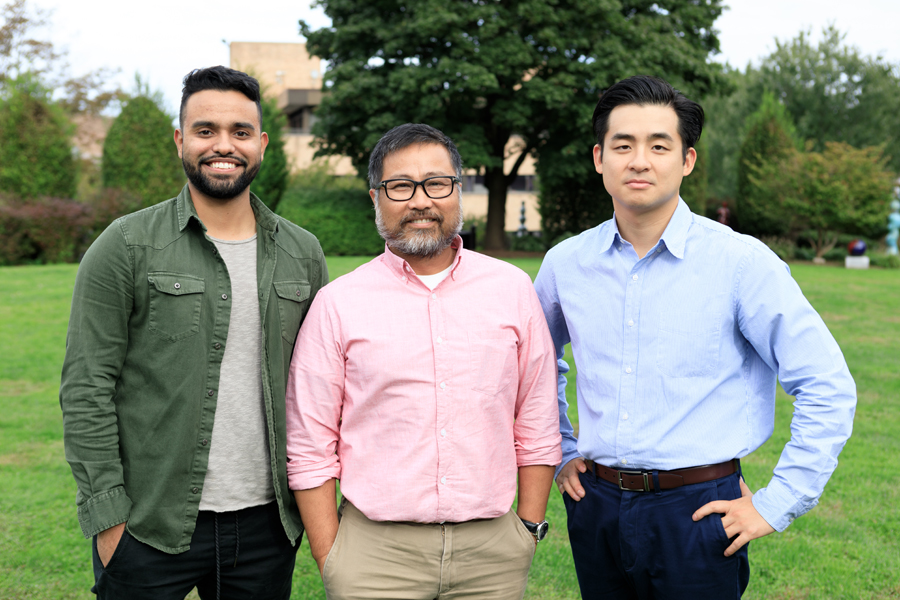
[200,234,274,512]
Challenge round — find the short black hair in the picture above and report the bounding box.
[592,75,704,161]
[179,66,262,130]
[368,123,463,190]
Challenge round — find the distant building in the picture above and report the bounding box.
[229,41,541,232]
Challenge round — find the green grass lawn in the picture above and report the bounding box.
[0,259,897,599]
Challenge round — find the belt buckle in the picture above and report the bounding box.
[618,470,650,492]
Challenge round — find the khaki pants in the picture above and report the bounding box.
[322,501,536,600]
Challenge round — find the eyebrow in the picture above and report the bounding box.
[386,171,452,180]
[610,132,675,143]
[190,120,257,132]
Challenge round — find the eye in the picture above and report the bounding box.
[235,130,251,138]
[387,181,413,191]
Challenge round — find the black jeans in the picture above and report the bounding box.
[91,502,298,600]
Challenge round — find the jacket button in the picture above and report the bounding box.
[296,290,302,296]
[174,283,181,289]
[192,487,200,494]
[214,343,221,350]
[207,390,214,396]
[221,294,228,300]
[201,439,208,446]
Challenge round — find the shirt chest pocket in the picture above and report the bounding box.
[274,280,311,346]
[656,312,721,378]
[468,330,519,398]
[147,272,205,342]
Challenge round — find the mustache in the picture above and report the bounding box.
[400,210,444,225]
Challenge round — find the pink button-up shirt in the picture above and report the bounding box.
[285,239,561,523]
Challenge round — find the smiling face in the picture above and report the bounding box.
[175,89,268,202]
[370,142,463,266]
[594,103,696,222]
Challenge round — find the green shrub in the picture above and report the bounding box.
[102,96,183,207]
[508,232,548,253]
[760,236,796,262]
[251,95,289,211]
[870,254,900,269]
[0,82,77,198]
[277,185,383,256]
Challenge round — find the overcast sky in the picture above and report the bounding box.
[24,0,900,115]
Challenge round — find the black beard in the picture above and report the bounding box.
[183,155,261,200]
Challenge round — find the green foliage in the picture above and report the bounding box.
[301,0,727,249]
[749,142,894,258]
[252,94,290,211]
[0,80,76,198]
[736,92,800,236]
[870,254,900,269]
[536,132,614,244]
[680,135,709,215]
[276,166,382,256]
[704,27,900,204]
[757,26,900,173]
[101,96,183,207]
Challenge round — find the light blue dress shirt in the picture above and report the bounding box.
[534,199,856,532]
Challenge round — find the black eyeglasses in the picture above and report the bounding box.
[378,176,461,201]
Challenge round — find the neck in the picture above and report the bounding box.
[189,185,257,241]
[614,199,679,259]
[391,245,457,276]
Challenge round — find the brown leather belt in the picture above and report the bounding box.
[584,459,738,492]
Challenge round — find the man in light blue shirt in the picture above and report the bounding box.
[534,75,856,599]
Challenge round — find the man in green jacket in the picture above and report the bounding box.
[59,66,327,599]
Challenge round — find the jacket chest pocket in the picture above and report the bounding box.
[147,272,205,342]
[274,280,311,346]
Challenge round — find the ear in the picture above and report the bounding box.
[592,144,603,175]
[369,188,378,206]
[682,146,697,176]
[174,129,184,159]
[259,131,269,160]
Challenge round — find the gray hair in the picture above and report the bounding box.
[367,123,463,189]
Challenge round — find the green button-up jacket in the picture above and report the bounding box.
[60,186,327,553]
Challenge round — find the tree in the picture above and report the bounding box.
[749,142,894,258]
[252,94,290,211]
[301,0,726,250]
[735,92,799,237]
[0,78,76,198]
[703,27,900,204]
[102,95,183,207]
[756,26,900,172]
[680,135,708,216]
[1,0,120,115]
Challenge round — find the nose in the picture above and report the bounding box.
[629,147,651,172]
[405,183,434,210]
[212,132,236,155]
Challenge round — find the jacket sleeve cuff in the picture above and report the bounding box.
[77,487,132,538]
[751,478,814,533]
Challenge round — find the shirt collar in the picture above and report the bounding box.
[175,184,278,235]
[380,235,465,283]
[657,198,692,259]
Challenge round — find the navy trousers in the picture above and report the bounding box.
[564,467,750,599]
[91,501,298,600]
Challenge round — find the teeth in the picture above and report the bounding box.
[209,162,237,170]
[409,219,433,223]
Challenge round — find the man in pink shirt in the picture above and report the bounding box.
[285,123,562,599]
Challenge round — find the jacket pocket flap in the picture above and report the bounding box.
[274,280,311,303]
[147,273,205,296]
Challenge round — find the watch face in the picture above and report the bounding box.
[536,520,549,541]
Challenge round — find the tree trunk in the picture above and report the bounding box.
[482,166,510,251]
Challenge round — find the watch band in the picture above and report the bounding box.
[519,518,550,542]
